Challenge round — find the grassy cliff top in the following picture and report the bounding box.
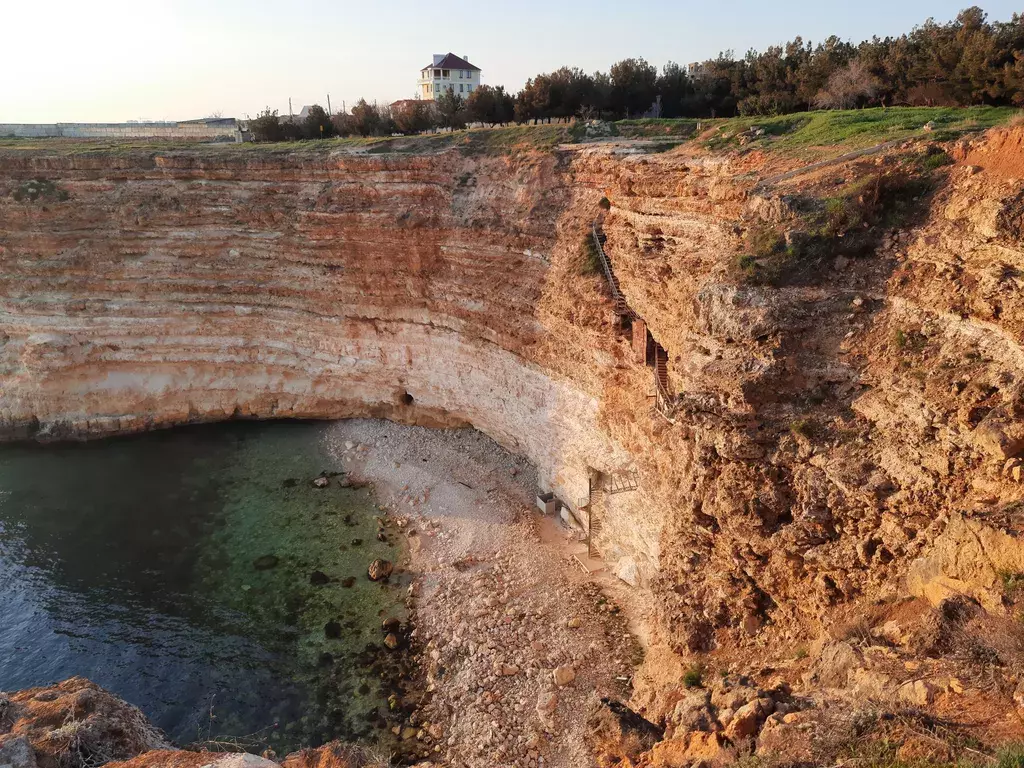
[618,106,1020,155]
[0,107,1019,160]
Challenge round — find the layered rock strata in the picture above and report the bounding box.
[4,130,1024,743]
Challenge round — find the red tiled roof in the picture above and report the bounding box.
[421,53,480,72]
[390,99,431,109]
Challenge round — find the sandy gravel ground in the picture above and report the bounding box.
[323,420,641,768]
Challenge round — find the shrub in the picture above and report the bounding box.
[735,225,793,284]
[1001,572,1024,598]
[249,107,284,142]
[682,664,705,688]
[581,233,603,275]
[11,178,68,203]
[790,419,814,438]
[302,104,335,139]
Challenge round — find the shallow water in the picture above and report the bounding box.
[0,421,406,753]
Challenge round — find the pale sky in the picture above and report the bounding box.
[2,0,1020,123]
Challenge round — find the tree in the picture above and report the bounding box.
[609,58,658,117]
[515,76,553,123]
[393,100,437,134]
[249,107,283,142]
[436,89,467,129]
[467,85,515,125]
[813,58,881,109]
[657,62,694,118]
[302,104,335,139]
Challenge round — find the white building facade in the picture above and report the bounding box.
[418,53,481,100]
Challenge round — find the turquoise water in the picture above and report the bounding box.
[0,421,410,754]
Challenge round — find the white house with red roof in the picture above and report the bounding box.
[418,53,480,100]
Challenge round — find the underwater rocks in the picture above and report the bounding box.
[309,570,330,586]
[367,559,393,582]
[252,554,279,570]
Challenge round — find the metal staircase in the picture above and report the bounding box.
[578,471,641,560]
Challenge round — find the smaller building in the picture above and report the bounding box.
[687,62,707,80]
[418,53,481,101]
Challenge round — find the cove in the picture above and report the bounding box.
[0,421,409,754]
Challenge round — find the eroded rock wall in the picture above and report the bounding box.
[0,147,648,576]
[4,132,1024,734]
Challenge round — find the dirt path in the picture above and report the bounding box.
[322,420,641,768]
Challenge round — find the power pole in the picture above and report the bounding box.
[289,98,293,119]
[327,93,332,115]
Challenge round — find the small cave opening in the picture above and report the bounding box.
[400,391,414,406]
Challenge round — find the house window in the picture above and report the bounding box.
[459,70,464,79]
[434,69,440,78]
[442,69,449,78]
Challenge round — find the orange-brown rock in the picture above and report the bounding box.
[4,128,1024,757]
[0,677,167,768]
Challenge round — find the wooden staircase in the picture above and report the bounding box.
[592,224,637,320]
[653,344,677,420]
[592,219,678,422]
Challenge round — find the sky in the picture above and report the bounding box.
[2,0,1020,123]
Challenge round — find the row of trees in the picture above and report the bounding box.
[514,7,1024,119]
[248,85,518,141]
[249,6,1024,141]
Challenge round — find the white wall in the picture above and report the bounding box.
[419,68,480,100]
[0,121,240,141]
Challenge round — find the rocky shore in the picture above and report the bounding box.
[323,420,642,768]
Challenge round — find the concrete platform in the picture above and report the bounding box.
[570,545,607,574]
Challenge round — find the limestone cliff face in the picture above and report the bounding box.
[0,146,645,578]
[4,132,1024,729]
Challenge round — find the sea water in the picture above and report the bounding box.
[0,421,407,753]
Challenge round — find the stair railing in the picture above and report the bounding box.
[591,223,637,319]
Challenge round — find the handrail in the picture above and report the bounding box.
[591,223,637,319]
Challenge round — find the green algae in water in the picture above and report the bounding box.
[191,424,409,749]
[0,421,407,754]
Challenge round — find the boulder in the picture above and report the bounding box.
[586,699,663,767]
[649,732,731,767]
[367,559,393,582]
[724,698,774,741]
[811,641,863,688]
[906,514,1024,611]
[312,476,329,488]
[667,689,714,737]
[0,736,36,768]
[899,680,937,707]
[252,554,279,571]
[552,666,576,686]
[2,678,168,768]
[972,397,1024,460]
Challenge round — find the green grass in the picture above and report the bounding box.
[702,106,1019,153]
[1,108,1017,160]
[616,117,700,138]
[0,124,575,158]
[1001,572,1024,598]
